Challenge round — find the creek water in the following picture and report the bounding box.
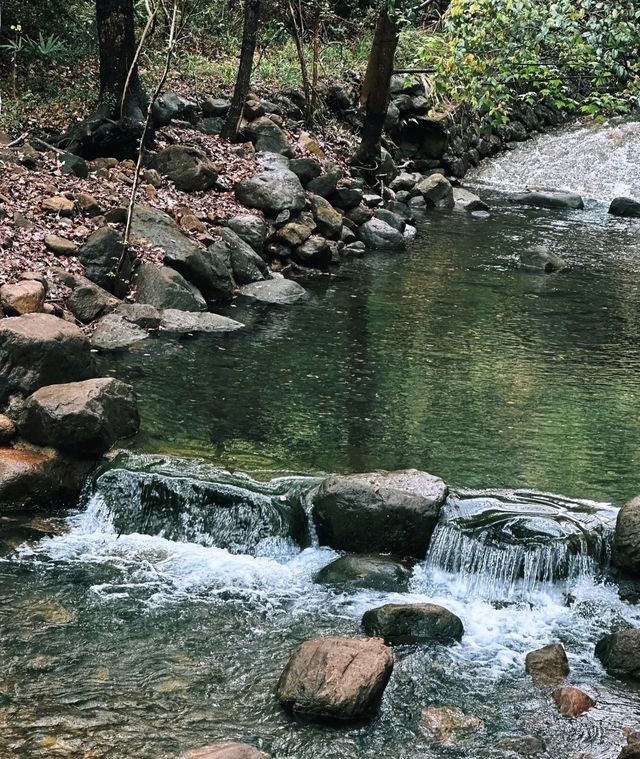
[2,119,640,758]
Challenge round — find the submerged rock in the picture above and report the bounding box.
[362,603,463,644]
[608,197,640,219]
[310,469,448,558]
[495,735,546,756]
[276,636,393,722]
[595,628,640,679]
[509,189,584,210]
[315,554,412,592]
[420,705,483,744]
[519,246,567,273]
[525,643,569,684]
[552,686,595,716]
[240,278,305,305]
[180,743,271,759]
[613,496,640,576]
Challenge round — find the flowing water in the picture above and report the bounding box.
[2,120,640,758]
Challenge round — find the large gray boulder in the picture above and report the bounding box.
[415,173,454,209]
[90,314,150,351]
[0,314,95,404]
[315,554,412,592]
[218,228,269,285]
[67,276,121,323]
[240,278,305,305]
[509,189,584,210]
[245,116,292,156]
[277,636,393,722]
[357,218,406,251]
[154,145,218,191]
[131,206,234,303]
[180,743,270,759]
[453,187,489,212]
[225,214,267,253]
[362,603,463,645]
[609,197,640,219]
[235,169,305,215]
[595,628,640,679]
[613,496,640,575]
[310,469,448,558]
[78,227,132,296]
[159,309,244,334]
[19,378,140,455]
[133,262,207,312]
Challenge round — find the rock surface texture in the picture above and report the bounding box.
[362,603,464,645]
[180,743,271,759]
[315,554,412,592]
[613,496,640,576]
[595,629,640,679]
[525,643,570,685]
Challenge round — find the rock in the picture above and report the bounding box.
[509,190,585,210]
[246,116,292,155]
[331,187,364,210]
[519,246,567,273]
[345,203,372,226]
[78,227,131,296]
[609,197,640,219]
[0,414,16,444]
[363,192,383,208]
[311,195,342,239]
[154,145,218,192]
[0,281,45,315]
[202,97,231,117]
[311,469,448,558]
[0,442,92,513]
[76,193,101,215]
[453,187,490,212]
[390,172,421,192]
[44,234,78,255]
[525,643,570,684]
[159,309,244,334]
[131,207,233,304]
[276,222,313,248]
[180,742,270,759]
[415,173,454,208]
[42,196,75,217]
[152,92,197,126]
[552,687,595,717]
[19,378,139,455]
[288,157,322,186]
[276,636,393,722]
[218,228,268,285]
[420,706,484,744]
[133,262,207,312]
[115,303,161,330]
[235,169,305,215]
[104,207,127,223]
[292,235,331,269]
[66,277,120,324]
[595,628,640,679]
[59,152,88,178]
[226,214,267,253]
[0,314,95,404]
[362,603,463,645]
[495,735,546,756]
[197,117,224,135]
[20,271,48,290]
[240,278,305,305]
[613,496,640,575]
[374,208,406,233]
[619,747,640,759]
[315,554,411,592]
[307,171,341,198]
[90,313,150,350]
[357,218,406,251]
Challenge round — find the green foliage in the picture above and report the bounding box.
[415,0,640,121]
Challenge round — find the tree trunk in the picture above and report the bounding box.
[352,7,399,173]
[222,0,261,141]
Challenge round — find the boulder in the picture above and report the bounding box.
[289,157,322,186]
[226,214,267,253]
[508,190,584,210]
[525,643,569,685]
[235,169,305,215]
[609,197,640,219]
[90,314,150,351]
[311,470,446,558]
[115,303,162,330]
[202,97,231,117]
[246,116,292,155]
[453,187,490,212]
[331,187,364,210]
[362,603,463,644]
[276,636,393,722]
[131,207,233,304]
[154,145,218,191]
[67,278,120,323]
[390,173,421,192]
[152,92,197,126]
[59,152,88,178]
[0,281,45,315]
[613,496,640,575]
[159,309,244,334]
[133,262,207,312]
[180,743,270,759]
[357,218,406,251]
[78,227,131,296]
[619,747,640,759]
[240,278,305,305]
[218,228,268,285]
[0,442,93,513]
[552,687,595,717]
[374,208,406,233]
[292,235,331,269]
[0,314,95,404]
[276,222,313,248]
[20,378,139,456]
[197,117,224,135]
[311,195,342,239]
[420,706,483,744]
[307,171,341,198]
[415,173,454,209]
[595,628,640,679]
[315,553,411,592]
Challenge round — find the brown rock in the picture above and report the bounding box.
[276,222,313,247]
[552,687,595,717]
[42,196,75,217]
[420,706,484,744]
[276,635,393,721]
[0,414,16,444]
[525,643,569,684]
[0,281,46,315]
[76,193,101,216]
[180,743,270,759]
[44,234,78,256]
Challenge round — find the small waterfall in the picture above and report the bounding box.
[423,490,617,600]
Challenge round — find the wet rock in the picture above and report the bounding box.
[0,442,93,512]
[246,116,292,156]
[159,309,244,334]
[0,281,45,315]
[609,197,640,219]
[415,173,454,208]
[346,203,372,226]
[277,222,313,248]
[331,187,364,210]
[311,469,448,558]
[618,747,640,759]
[90,314,150,351]
[154,145,218,191]
[78,227,131,296]
[289,157,322,186]
[20,378,139,455]
[240,277,305,305]
[307,171,341,198]
[613,496,640,576]
[595,628,640,679]
[525,643,569,684]
[519,246,567,274]
[420,706,484,744]
[67,278,120,323]
[357,218,406,251]
[453,187,490,212]
[235,169,305,215]
[133,262,207,312]
[115,302,162,330]
[226,214,267,253]
[42,196,74,216]
[552,686,595,716]
[277,636,393,722]
[311,195,342,239]
[292,235,331,269]
[315,553,411,592]
[362,603,463,644]
[509,189,584,210]
[218,228,269,285]
[390,172,421,192]
[44,234,78,255]
[0,414,16,444]
[495,735,546,756]
[0,314,95,404]
[180,742,270,759]
[374,208,406,233]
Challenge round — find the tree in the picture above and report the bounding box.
[222,0,261,140]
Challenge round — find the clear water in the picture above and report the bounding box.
[2,121,640,758]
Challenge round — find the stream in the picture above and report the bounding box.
[1,119,640,757]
